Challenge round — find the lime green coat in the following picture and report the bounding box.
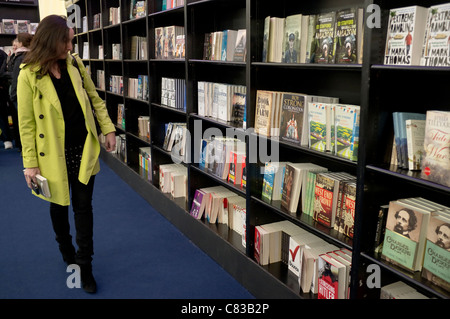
[17,54,115,206]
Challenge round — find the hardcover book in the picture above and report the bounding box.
[282,14,302,63]
[314,11,337,64]
[308,103,327,152]
[334,8,364,64]
[420,3,450,67]
[384,6,428,65]
[318,254,346,299]
[334,104,360,161]
[279,92,306,145]
[254,90,274,136]
[421,110,450,187]
[421,213,450,292]
[381,200,432,272]
[405,119,426,170]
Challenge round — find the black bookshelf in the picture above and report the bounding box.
[69,0,450,299]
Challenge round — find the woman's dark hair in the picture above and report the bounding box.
[23,15,71,75]
[16,33,33,48]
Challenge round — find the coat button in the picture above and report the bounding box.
[39,152,45,156]
[39,114,44,119]
[39,133,44,138]
[39,95,42,99]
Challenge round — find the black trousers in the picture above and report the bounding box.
[49,145,95,265]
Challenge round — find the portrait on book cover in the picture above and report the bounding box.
[386,203,423,242]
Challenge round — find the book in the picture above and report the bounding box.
[421,111,450,187]
[421,213,450,292]
[420,3,450,67]
[334,7,364,64]
[280,163,302,213]
[334,104,360,161]
[396,112,426,169]
[254,90,274,136]
[279,92,307,145]
[33,174,51,198]
[282,14,302,63]
[405,119,426,170]
[339,181,357,238]
[266,17,285,63]
[231,92,246,128]
[233,29,246,62]
[318,254,347,299]
[308,102,328,152]
[384,6,428,65]
[314,11,337,63]
[155,27,164,59]
[381,200,432,272]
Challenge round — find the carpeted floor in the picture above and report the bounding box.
[0,142,254,299]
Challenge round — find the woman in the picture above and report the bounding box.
[18,15,116,293]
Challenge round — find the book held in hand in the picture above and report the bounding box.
[34,174,51,198]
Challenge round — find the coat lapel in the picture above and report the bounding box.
[34,74,62,114]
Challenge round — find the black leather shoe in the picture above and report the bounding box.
[80,264,97,293]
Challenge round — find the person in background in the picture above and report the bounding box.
[17,15,116,293]
[9,33,33,151]
[0,47,13,149]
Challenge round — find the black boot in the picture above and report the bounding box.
[79,263,97,293]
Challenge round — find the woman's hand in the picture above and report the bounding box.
[23,167,41,189]
[104,132,116,152]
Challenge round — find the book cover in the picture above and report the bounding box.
[421,111,450,187]
[262,16,270,62]
[280,163,302,213]
[384,6,428,65]
[267,17,285,62]
[314,12,337,63]
[254,90,274,136]
[318,254,346,299]
[335,104,360,161]
[261,162,275,202]
[420,3,450,67]
[233,29,246,62]
[231,92,246,128]
[334,8,362,64]
[405,119,426,170]
[282,14,302,63]
[421,213,450,292]
[313,173,337,228]
[340,181,357,238]
[308,102,327,152]
[381,200,431,272]
[398,112,426,170]
[279,92,306,145]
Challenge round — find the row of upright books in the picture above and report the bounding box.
[255,90,360,161]
[190,186,246,247]
[263,7,364,64]
[203,29,247,62]
[161,77,186,111]
[130,36,148,60]
[129,0,146,20]
[161,0,184,11]
[162,122,188,162]
[138,146,152,182]
[109,7,121,26]
[391,110,450,189]
[0,19,38,35]
[255,219,352,299]
[378,197,450,293]
[262,162,357,237]
[109,75,123,95]
[381,281,430,299]
[158,163,187,198]
[384,3,450,66]
[197,81,247,126]
[128,75,149,101]
[154,25,185,59]
[199,137,247,189]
